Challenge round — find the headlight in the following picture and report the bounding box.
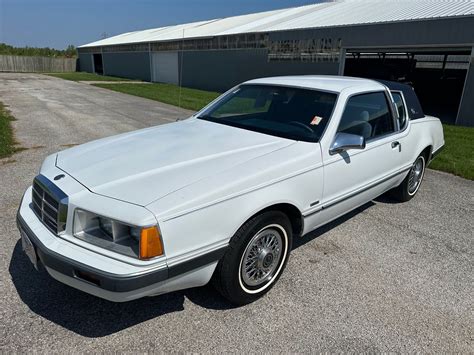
[73,209,163,260]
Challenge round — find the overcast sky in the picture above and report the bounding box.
[0,0,324,49]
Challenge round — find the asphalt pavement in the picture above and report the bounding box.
[0,73,472,352]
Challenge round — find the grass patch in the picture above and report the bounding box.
[46,72,132,82]
[0,102,19,159]
[429,124,474,180]
[94,83,220,111]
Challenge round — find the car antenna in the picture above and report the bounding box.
[178,28,185,111]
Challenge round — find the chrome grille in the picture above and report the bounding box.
[31,175,68,234]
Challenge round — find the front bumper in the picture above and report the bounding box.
[17,213,168,293]
[16,185,226,302]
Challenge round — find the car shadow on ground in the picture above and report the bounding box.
[374,194,402,205]
[292,201,374,250]
[9,240,236,338]
[9,241,187,337]
[9,202,375,338]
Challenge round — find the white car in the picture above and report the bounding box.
[17,76,444,305]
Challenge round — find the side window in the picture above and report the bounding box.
[391,92,407,129]
[337,92,395,140]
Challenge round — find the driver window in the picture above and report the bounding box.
[337,92,395,140]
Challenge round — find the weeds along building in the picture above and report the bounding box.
[78,0,474,126]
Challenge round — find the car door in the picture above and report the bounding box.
[314,90,406,228]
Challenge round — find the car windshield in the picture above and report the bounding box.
[198,84,338,142]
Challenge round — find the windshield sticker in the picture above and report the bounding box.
[310,116,323,125]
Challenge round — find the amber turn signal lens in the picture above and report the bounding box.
[139,226,164,259]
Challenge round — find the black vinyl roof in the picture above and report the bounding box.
[376,80,425,120]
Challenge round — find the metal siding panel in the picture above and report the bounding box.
[102,52,151,81]
[456,47,474,126]
[180,49,339,92]
[78,53,93,73]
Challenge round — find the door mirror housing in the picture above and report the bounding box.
[329,132,366,155]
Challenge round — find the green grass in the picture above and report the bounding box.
[94,82,220,111]
[0,102,19,159]
[46,72,132,82]
[429,124,474,180]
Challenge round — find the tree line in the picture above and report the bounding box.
[0,43,77,58]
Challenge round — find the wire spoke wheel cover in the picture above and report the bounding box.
[239,224,287,293]
[408,156,425,195]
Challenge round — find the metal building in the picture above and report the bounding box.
[78,0,474,126]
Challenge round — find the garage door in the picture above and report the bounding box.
[151,52,179,85]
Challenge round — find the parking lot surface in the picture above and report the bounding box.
[0,73,472,352]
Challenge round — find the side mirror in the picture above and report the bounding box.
[329,132,366,155]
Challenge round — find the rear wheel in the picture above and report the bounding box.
[212,211,292,305]
[390,154,426,202]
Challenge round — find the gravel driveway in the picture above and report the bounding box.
[0,73,472,352]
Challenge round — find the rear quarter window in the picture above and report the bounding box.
[391,91,408,129]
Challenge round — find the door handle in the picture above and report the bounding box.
[391,141,400,149]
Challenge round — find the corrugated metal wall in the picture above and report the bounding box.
[180,49,339,92]
[102,52,151,81]
[78,53,93,72]
[456,48,474,126]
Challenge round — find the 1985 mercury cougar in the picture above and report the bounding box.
[17,76,444,305]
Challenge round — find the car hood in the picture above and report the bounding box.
[56,118,294,206]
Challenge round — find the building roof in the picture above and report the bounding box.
[79,0,474,48]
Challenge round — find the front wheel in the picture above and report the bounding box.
[212,211,292,305]
[390,154,426,202]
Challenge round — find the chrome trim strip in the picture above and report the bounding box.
[323,168,409,210]
[302,167,411,217]
[31,197,42,211]
[32,187,42,200]
[302,206,323,218]
[41,197,58,213]
[390,90,409,130]
[430,144,445,161]
[34,175,67,201]
[40,209,57,224]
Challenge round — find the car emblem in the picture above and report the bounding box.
[54,174,65,181]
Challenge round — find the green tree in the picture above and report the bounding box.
[0,43,77,57]
[64,45,76,57]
